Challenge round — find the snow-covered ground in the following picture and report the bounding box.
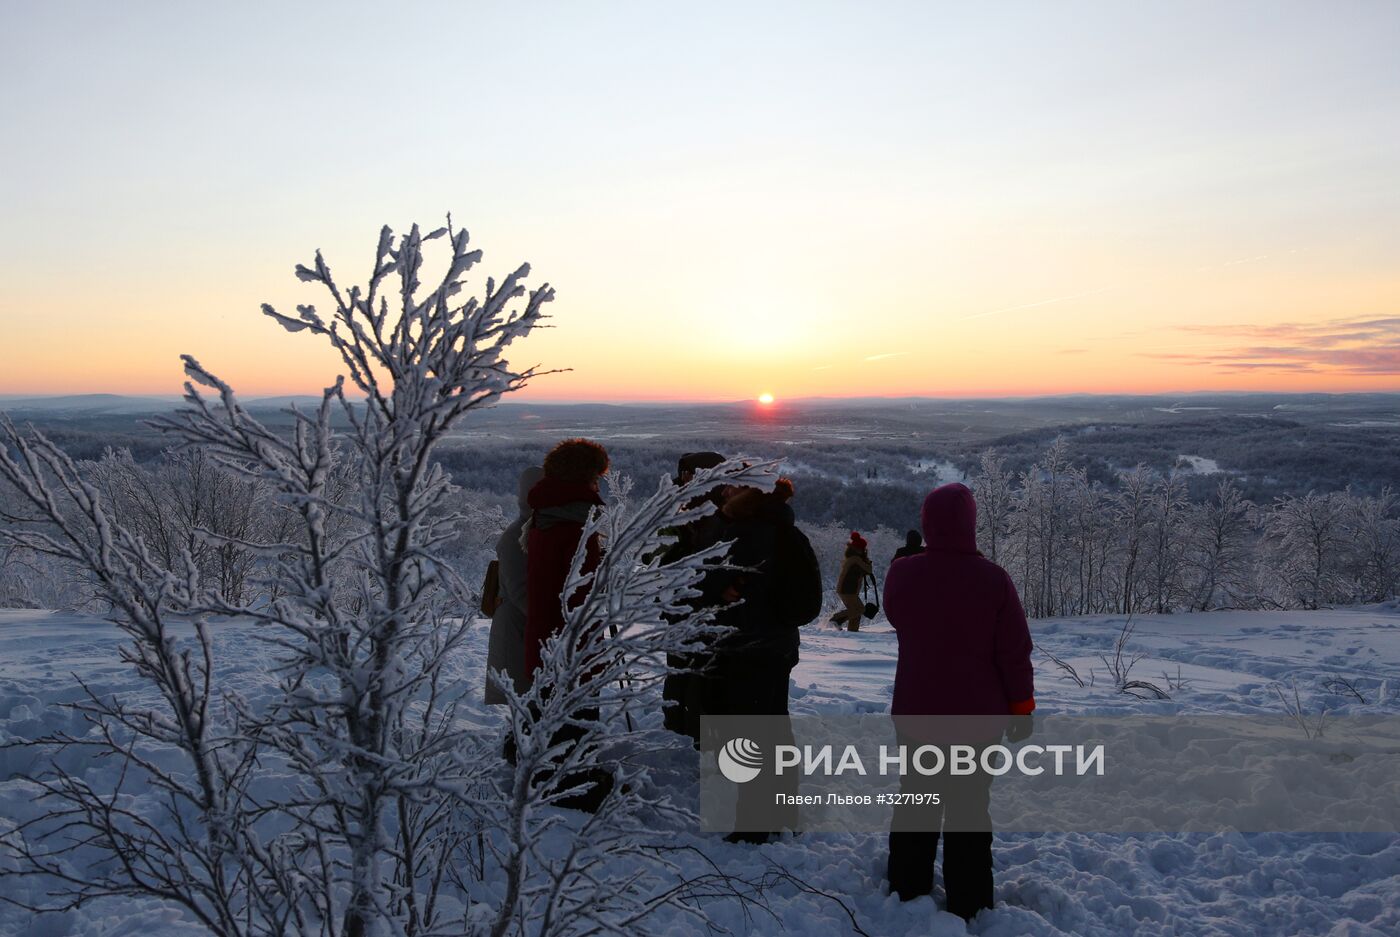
[2,605,1399,936]
[1175,454,1224,475]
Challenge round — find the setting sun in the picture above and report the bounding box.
[757,393,775,405]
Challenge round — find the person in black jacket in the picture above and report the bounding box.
[892,529,923,564]
[660,451,729,741]
[702,477,822,843]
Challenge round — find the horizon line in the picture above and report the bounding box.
[4,388,1400,408]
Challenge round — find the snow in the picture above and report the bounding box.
[3,605,1400,935]
[1329,421,1400,429]
[911,459,966,485]
[1176,454,1223,475]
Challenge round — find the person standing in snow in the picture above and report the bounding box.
[892,529,923,564]
[660,451,729,741]
[522,438,611,811]
[484,465,544,704]
[881,482,1035,920]
[702,478,822,842]
[830,531,874,631]
[524,439,608,679]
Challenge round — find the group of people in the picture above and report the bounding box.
[481,439,1035,922]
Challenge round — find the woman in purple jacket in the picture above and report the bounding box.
[882,482,1035,920]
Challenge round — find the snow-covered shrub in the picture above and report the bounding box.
[0,220,803,937]
[0,220,555,936]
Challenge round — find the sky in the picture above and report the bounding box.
[2,1,1398,402]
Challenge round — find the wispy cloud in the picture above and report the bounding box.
[1142,315,1400,375]
[953,286,1115,323]
[1196,254,1270,273]
[1195,246,1307,273]
[863,352,907,362]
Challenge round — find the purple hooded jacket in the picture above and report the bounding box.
[883,483,1035,716]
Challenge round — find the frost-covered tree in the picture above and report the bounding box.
[1263,490,1352,609]
[1063,469,1113,615]
[1185,478,1257,610]
[157,220,555,937]
[86,446,265,604]
[1013,438,1074,617]
[0,414,253,933]
[1344,487,1399,603]
[1145,471,1191,614]
[0,220,824,937]
[971,448,1014,565]
[1111,465,1154,614]
[1,220,555,936]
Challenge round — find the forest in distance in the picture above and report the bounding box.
[2,391,1397,619]
[5,390,1398,508]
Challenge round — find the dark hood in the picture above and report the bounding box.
[921,483,978,554]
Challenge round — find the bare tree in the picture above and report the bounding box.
[1263,491,1351,609]
[1111,466,1153,615]
[1145,471,1190,614]
[1186,477,1257,610]
[1347,487,1400,602]
[971,448,1014,565]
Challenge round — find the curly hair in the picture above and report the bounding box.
[543,438,610,484]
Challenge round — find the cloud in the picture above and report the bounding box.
[863,352,907,362]
[1196,254,1270,273]
[1142,314,1400,375]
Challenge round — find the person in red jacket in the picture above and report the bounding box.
[521,438,610,811]
[524,439,608,679]
[881,482,1035,920]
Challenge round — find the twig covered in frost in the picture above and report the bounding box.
[0,416,270,933]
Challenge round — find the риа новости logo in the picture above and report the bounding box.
[718,738,764,783]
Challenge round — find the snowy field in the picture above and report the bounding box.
[2,605,1399,936]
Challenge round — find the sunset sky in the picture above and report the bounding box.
[2,2,1398,402]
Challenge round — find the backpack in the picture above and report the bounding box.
[480,559,503,617]
[768,524,823,628]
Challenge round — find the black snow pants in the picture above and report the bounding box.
[706,652,799,834]
[886,741,995,920]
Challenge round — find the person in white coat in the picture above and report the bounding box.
[484,465,544,704]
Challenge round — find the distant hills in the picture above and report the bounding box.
[5,390,1400,418]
